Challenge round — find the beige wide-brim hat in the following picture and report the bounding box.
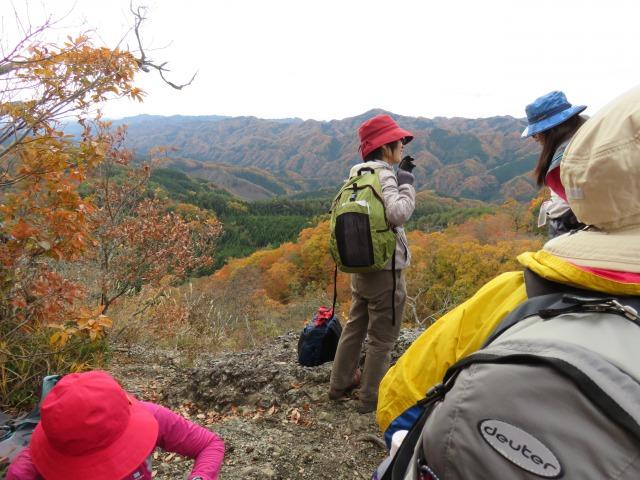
[543,85,640,272]
[545,226,640,272]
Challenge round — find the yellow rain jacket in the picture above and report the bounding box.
[377,249,640,431]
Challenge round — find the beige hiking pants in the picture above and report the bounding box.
[329,269,406,407]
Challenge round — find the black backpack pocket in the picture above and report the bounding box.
[335,212,374,268]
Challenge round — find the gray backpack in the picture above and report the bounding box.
[383,272,640,480]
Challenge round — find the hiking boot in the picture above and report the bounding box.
[328,387,350,401]
[328,368,362,401]
[356,400,377,414]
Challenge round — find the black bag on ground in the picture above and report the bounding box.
[297,306,342,367]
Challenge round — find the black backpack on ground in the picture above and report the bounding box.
[297,306,342,367]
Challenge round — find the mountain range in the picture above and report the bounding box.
[118,110,540,201]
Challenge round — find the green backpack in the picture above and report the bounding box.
[329,165,397,273]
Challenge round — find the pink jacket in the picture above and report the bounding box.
[7,401,224,480]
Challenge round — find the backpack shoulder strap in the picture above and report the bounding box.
[482,292,564,347]
[382,385,446,480]
[485,270,640,346]
[524,268,599,298]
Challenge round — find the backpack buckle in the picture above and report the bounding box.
[419,383,446,406]
[349,183,357,201]
[610,299,639,320]
[540,295,640,322]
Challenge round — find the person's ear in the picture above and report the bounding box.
[380,144,391,161]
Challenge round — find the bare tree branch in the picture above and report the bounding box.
[158,66,197,90]
[129,2,197,90]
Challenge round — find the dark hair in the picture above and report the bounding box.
[364,140,401,162]
[533,114,586,186]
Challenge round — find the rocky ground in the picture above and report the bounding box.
[109,329,422,480]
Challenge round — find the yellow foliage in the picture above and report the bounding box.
[227,201,249,213]
[298,221,333,283]
[264,260,299,302]
[405,227,541,324]
[204,212,542,328]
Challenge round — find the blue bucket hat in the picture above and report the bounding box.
[521,91,586,137]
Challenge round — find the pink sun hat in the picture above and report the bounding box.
[30,370,159,480]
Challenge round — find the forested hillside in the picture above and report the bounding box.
[150,168,499,268]
[122,110,539,201]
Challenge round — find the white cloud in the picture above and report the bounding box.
[3,0,639,120]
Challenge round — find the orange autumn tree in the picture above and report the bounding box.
[0,11,190,407]
[86,123,222,313]
[212,220,349,307]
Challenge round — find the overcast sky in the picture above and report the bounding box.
[3,0,640,121]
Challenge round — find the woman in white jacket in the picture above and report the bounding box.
[329,114,416,413]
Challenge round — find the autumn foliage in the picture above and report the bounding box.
[199,211,541,329]
[0,18,219,408]
[84,124,222,313]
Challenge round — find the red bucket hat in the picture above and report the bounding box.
[30,370,159,480]
[358,114,414,159]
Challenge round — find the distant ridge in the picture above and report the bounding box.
[112,113,231,123]
[120,111,538,201]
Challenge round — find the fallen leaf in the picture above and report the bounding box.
[289,408,301,424]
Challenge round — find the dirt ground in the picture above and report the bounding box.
[108,330,421,479]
